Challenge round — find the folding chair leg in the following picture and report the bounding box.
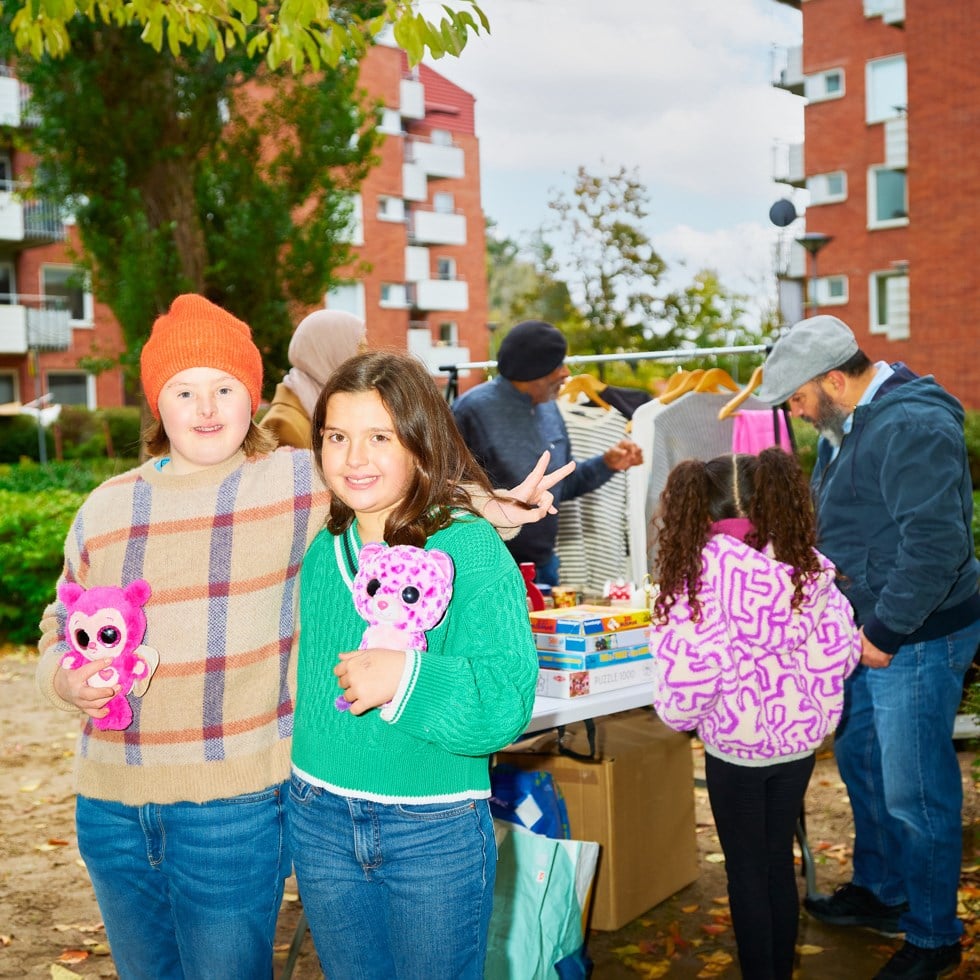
[281,909,313,980]
[796,808,818,900]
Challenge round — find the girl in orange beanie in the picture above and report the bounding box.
[36,293,571,977]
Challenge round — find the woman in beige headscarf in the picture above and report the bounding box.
[261,309,367,448]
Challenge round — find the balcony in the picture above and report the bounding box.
[0,183,68,246]
[407,327,471,376]
[409,208,467,246]
[884,116,908,168]
[402,162,427,202]
[865,0,904,26]
[406,138,465,180]
[399,77,425,120]
[0,297,72,355]
[773,142,805,188]
[411,278,469,312]
[772,45,804,96]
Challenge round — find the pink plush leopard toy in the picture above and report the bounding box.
[58,579,160,731]
[336,543,455,711]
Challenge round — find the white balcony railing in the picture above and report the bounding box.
[0,296,72,354]
[413,278,469,312]
[406,139,465,179]
[409,209,467,246]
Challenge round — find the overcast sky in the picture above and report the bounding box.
[420,0,805,311]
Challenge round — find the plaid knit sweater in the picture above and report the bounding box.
[36,448,330,806]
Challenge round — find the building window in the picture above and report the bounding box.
[377,196,405,222]
[430,129,453,147]
[0,154,11,190]
[868,167,908,227]
[326,283,365,321]
[436,257,456,281]
[432,192,455,214]
[378,108,402,135]
[866,55,906,123]
[380,283,408,308]
[0,371,15,403]
[869,270,910,339]
[0,261,13,303]
[47,371,91,407]
[41,265,92,324]
[804,68,845,103]
[816,275,848,306]
[437,322,458,346]
[807,171,847,206]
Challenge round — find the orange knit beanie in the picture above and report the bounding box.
[140,294,263,418]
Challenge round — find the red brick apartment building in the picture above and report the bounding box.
[771,0,979,410]
[0,44,489,414]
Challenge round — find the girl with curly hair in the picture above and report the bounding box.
[649,447,860,980]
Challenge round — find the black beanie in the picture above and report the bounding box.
[496,320,568,381]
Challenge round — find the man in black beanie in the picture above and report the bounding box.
[452,320,642,586]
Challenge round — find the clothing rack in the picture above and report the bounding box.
[439,344,772,403]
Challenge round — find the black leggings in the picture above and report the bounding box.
[705,752,815,980]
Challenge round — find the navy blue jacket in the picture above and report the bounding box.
[811,364,980,654]
[452,377,616,567]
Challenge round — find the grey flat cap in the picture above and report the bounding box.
[756,315,859,405]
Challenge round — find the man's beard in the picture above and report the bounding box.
[806,386,849,446]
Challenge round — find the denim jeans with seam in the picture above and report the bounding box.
[76,782,289,980]
[286,772,496,980]
[834,621,980,948]
[706,751,815,980]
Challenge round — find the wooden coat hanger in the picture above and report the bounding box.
[694,367,739,393]
[717,364,765,420]
[559,373,612,410]
[658,369,705,405]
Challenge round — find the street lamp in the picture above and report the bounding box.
[796,231,833,317]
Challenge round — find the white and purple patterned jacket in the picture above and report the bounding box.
[650,531,860,765]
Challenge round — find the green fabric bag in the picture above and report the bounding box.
[485,821,600,980]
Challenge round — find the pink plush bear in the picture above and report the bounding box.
[336,543,455,711]
[58,579,160,731]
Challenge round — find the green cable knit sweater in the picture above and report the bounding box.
[292,515,538,803]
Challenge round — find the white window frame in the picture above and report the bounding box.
[0,260,14,303]
[432,192,455,215]
[867,166,909,228]
[436,257,456,281]
[46,370,96,409]
[804,68,845,103]
[379,283,409,308]
[41,264,93,326]
[326,282,366,321]
[437,321,459,347]
[869,269,910,339]
[377,195,405,223]
[815,275,848,306]
[807,171,847,206]
[430,129,453,147]
[866,55,907,124]
[0,369,17,404]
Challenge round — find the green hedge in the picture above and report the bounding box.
[0,406,141,463]
[0,488,84,643]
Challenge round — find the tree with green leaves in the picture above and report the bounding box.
[546,165,667,357]
[9,1,489,73]
[485,224,576,351]
[0,13,381,391]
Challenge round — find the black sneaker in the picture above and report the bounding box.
[873,941,962,979]
[803,882,908,936]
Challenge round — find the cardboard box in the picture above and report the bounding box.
[496,709,697,931]
[537,644,650,671]
[529,604,651,636]
[536,658,655,699]
[534,625,649,654]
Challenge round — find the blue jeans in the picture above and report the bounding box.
[536,553,561,588]
[287,774,496,979]
[76,783,289,979]
[834,621,980,948]
[706,752,815,980]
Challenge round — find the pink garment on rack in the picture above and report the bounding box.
[732,409,791,454]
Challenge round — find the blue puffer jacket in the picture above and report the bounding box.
[812,364,980,654]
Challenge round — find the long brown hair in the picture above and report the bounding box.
[652,448,821,623]
[311,349,498,547]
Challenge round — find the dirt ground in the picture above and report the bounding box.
[2,643,978,979]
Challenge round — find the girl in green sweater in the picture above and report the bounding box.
[289,350,539,979]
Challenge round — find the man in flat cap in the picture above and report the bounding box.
[452,320,642,586]
[758,314,980,980]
